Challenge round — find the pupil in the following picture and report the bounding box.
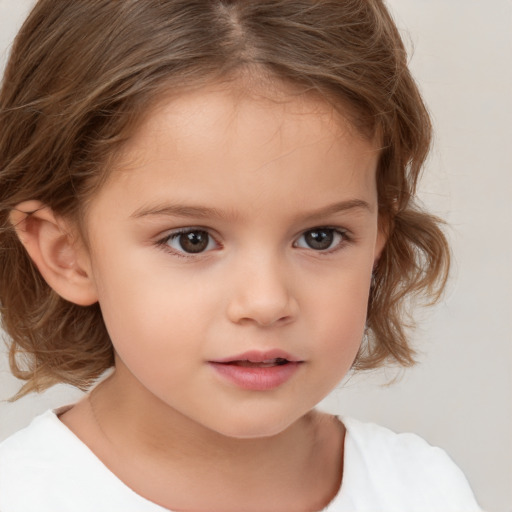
[179,231,208,253]
[306,229,333,250]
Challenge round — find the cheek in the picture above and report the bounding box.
[92,256,214,359]
[309,268,371,363]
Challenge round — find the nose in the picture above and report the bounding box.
[226,254,298,327]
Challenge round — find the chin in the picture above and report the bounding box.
[208,411,306,440]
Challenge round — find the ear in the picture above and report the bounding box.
[9,200,98,306]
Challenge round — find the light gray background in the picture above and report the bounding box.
[0,1,511,511]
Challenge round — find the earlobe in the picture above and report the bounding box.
[9,200,98,306]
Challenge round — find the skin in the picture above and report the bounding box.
[14,83,385,511]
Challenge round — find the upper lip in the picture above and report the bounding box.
[210,349,302,364]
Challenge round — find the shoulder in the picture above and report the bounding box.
[0,411,52,510]
[342,416,455,468]
[0,407,167,512]
[334,417,482,511]
[0,408,61,469]
[0,408,80,510]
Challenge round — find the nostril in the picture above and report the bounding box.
[233,311,296,328]
[225,270,299,326]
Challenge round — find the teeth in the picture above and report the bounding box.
[256,358,289,365]
[231,358,289,367]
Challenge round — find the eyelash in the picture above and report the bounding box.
[155,226,351,258]
[155,228,221,258]
[293,227,351,253]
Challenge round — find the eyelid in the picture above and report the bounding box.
[156,226,221,257]
[293,226,352,252]
[154,224,352,258]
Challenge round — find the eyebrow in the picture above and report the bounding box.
[131,198,372,221]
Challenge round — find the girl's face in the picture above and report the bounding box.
[82,84,384,438]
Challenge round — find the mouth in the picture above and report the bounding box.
[220,357,291,368]
[208,351,303,391]
[211,350,302,366]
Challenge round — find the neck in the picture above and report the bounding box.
[73,368,344,511]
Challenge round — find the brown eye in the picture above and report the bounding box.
[295,228,344,251]
[166,230,214,254]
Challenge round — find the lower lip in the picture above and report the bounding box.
[209,362,302,391]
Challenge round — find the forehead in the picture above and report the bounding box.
[117,82,376,168]
[86,83,380,226]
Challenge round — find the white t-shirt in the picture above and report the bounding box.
[0,407,482,512]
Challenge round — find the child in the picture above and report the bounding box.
[0,1,482,510]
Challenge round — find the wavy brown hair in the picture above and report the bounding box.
[0,0,449,399]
